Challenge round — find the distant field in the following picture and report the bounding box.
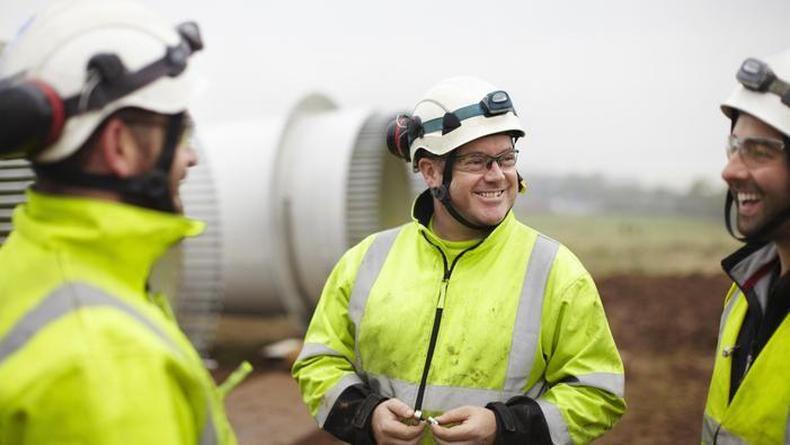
[516,212,740,277]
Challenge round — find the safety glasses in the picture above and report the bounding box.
[726,134,786,168]
[453,148,519,173]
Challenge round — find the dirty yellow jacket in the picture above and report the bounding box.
[293,191,625,444]
[702,243,790,444]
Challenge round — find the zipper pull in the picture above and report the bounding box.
[437,279,448,309]
[743,353,754,375]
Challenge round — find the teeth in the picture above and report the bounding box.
[476,190,503,198]
[737,192,759,204]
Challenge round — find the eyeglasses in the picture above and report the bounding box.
[123,113,195,149]
[726,134,786,168]
[736,58,790,107]
[452,148,519,173]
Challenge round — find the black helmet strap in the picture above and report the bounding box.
[33,112,185,213]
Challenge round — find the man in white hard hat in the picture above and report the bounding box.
[0,1,236,443]
[294,76,625,444]
[702,52,790,444]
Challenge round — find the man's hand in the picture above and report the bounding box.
[371,398,425,445]
[430,405,496,445]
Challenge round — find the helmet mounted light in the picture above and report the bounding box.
[421,90,517,135]
[736,58,790,107]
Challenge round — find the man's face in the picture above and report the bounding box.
[722,113,790,238]
[445,133,518,227]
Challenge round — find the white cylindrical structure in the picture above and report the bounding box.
[199,93,414,325]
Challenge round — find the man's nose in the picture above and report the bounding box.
[721,150,748,183]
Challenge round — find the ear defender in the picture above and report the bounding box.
[517,171,527,194]
[0,79,67,159]
[385,114,423,162]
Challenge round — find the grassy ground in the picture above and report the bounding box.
[516,212,740,276]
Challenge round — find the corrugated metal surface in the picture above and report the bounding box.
[346,114,388,246]
[346,113,415,247]
[0,160,33,244]
[175,141,223,356]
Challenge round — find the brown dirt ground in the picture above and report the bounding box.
[212,273,731,445]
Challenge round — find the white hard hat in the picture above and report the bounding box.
[409,76,525,165]
[0,0,197,163]
[722,49,790,137]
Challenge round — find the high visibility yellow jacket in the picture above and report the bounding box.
[702,243,790,445]
[293,192,625,444]
[0,190,236,445]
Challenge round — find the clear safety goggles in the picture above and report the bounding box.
[725,134,786,168]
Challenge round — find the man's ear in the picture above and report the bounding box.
[97,118,142,177]
[418,157,443,188]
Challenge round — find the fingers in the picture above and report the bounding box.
[430,406,496,444]
[383,398,416,419]
[431,422,475,442]
[434,405,473,425]
[373,399,426,444]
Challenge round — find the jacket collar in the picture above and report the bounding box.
[411,189,515,255]
[13,189,204,289]
[722,241,778,291]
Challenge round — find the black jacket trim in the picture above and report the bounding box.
[323,384,387,444]
[486,395,553,445]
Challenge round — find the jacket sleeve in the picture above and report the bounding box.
[517,260,626,445]
[292,235,386,443]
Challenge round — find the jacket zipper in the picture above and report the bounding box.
[414,233,482,412]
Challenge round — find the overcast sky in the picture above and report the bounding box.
[3,0,790,190]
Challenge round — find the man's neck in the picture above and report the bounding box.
[431,199,484,241]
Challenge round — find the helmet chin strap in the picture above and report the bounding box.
[34,113,185,213]
[429,155,499,232]
[725,191,790,244]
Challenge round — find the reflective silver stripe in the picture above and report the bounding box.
[701,414,749,445]
[0,282,183,363]
[537,399,571,445]
[567,372,624,399]
[316,372,364,427]
[504,234,559,393]
[0,282,219,445]
[715,290,742,357]
[200,405,218,445]
[701,414,717,444]
[525,378,547,399]
[296,342,344,362]
[720,290,741,340]
[348,227,401,371]
[716,427,748,445]
[368,372,522,412]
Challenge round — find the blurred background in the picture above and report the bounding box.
[3,0,790,443]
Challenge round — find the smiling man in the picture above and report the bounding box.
[702,52,790,444]
[293,76,625,444]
